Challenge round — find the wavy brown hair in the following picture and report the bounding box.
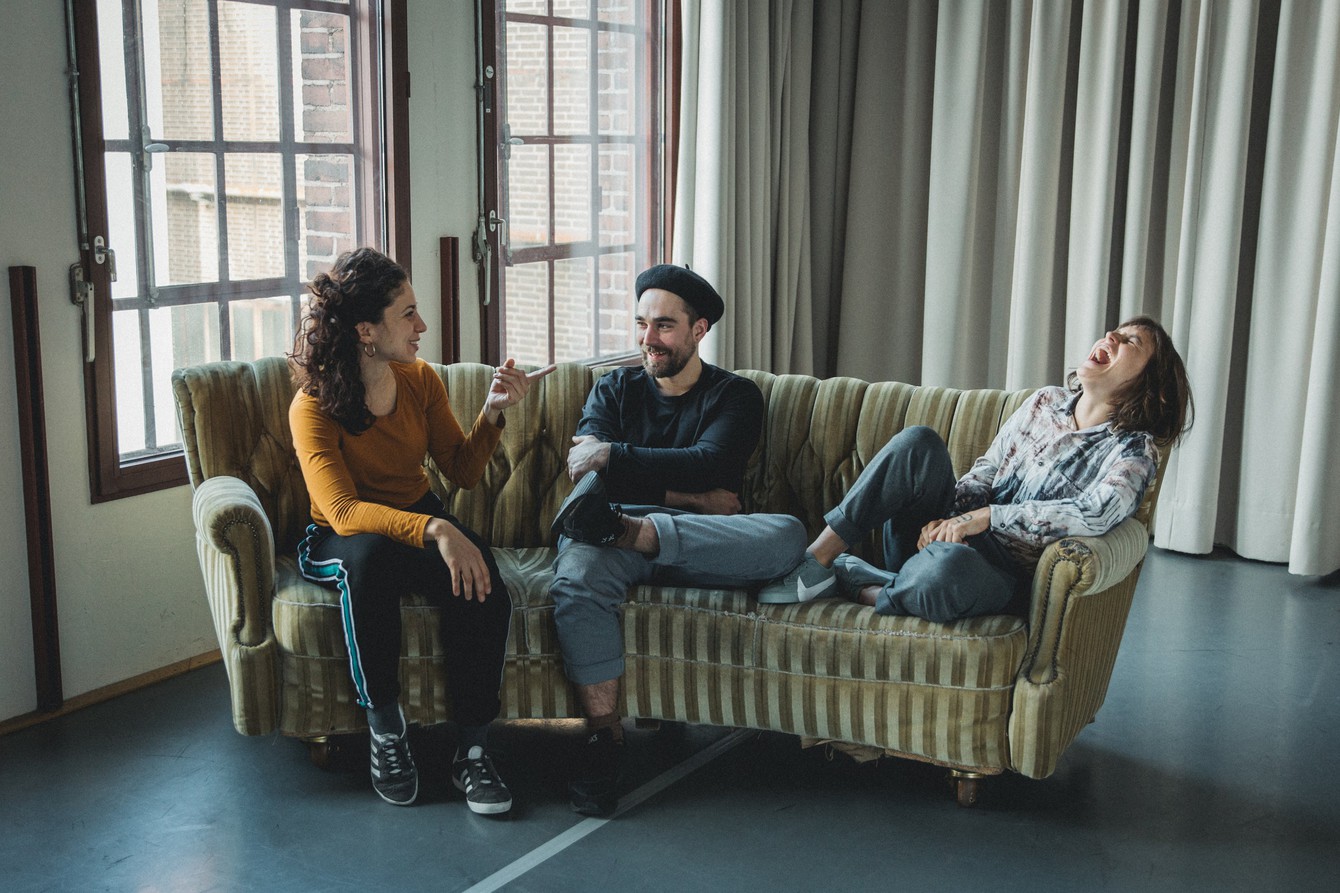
[1066,315,1194,449]
[290,247,408,434]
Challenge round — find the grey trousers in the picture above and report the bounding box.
[551,508,807,685]
[824,426,1023,622]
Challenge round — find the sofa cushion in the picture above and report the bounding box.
[271,557,531,661]
[750,601,1027,687]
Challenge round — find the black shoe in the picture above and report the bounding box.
[568,725,624,817]
[452,745,513,815]
[551,471,624,546]
[369,728,418,806]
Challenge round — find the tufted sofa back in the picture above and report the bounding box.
[174,357,311,553]
[175,358,1159,557]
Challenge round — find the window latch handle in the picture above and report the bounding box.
[93,235,117,282]
[488,211,510,262]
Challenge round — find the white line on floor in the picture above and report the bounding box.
[461,728,753,893]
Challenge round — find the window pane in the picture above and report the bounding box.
[294,9,353,143]
[554,143,592,243]
[508,144,550,248]
[225,153,285,281]
[219,1,280,141]
[497,0,659,367]
[84,0,387,475]
[147,0,214,141]
[598,144,634,247]
[104,153,141,299]
[229,296,294,361]
[297,154,356,280]
[597,250,637,356]
[112,309,147,454]
[507,0,548,15]
[553,26,591,136]
[153,152,219,285]
[555,0,592,17]
[96,0,130,141]
[554,256,594,361]
[504,262,551,366]
[151,302,220,448]
[598,30,635,135]
[597,0,636,26]
[506,22,549,135]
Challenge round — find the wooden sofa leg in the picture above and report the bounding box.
[948,769,985,807]
[306,734,361,771]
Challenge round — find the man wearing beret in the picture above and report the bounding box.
[548,264,807,816]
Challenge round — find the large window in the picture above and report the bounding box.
[70,0,408,500]
[481,0,670,366]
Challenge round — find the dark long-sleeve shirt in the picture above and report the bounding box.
[576,364,764,505]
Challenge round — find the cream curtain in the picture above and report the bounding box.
[674,0,1340,576]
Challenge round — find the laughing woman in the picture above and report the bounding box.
[289,247,551,811]
[759,316,1193,620]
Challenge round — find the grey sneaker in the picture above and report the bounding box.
[452,745,513,815]
[369,728,418,806]
[756,553,837,604]
[550,471,624,545]
[832,554,896,600]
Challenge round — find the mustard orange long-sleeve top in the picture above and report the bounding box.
[290,360,503,548]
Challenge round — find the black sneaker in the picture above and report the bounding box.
[369,728,418,806]
[452,745,513,815]
[568,725,624,817]
[550,471,624,546]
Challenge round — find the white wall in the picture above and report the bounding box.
[0,0,480,724]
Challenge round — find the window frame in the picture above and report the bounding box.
[478,0,676,368]
[69,0,411,502]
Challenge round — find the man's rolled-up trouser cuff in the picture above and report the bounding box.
[824,506,866,548]
[564,653,626,687]
[648,513,682,563]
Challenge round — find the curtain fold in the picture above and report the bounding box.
[1238,0,1340,575]
[830,0,936,384]
[675,0,1340,576]
[1155,0,1263,557]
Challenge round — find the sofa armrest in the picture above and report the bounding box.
[193,476,277,646]
[1009,516,1149,778]
[1020,516,1149,685]
[192,475,280,735]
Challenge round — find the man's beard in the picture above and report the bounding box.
[642,344,691,378]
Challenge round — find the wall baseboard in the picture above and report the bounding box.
[0,649,222,738]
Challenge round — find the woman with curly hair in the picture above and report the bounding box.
[289,247,552,811]
[759,316,1193,620]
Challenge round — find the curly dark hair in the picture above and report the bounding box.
[1066,315,1194,450]
[290,247,408,434]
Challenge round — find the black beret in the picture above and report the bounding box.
[635,264,724,325]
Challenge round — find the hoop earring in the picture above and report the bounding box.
[363,343,376,358]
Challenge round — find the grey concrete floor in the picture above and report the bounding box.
[1,546,1337,892]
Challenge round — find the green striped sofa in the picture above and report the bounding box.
[173,358,1160,805]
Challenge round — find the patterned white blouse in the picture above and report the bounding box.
[953,386,1159,569]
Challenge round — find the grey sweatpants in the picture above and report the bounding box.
[550,508,807,685]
